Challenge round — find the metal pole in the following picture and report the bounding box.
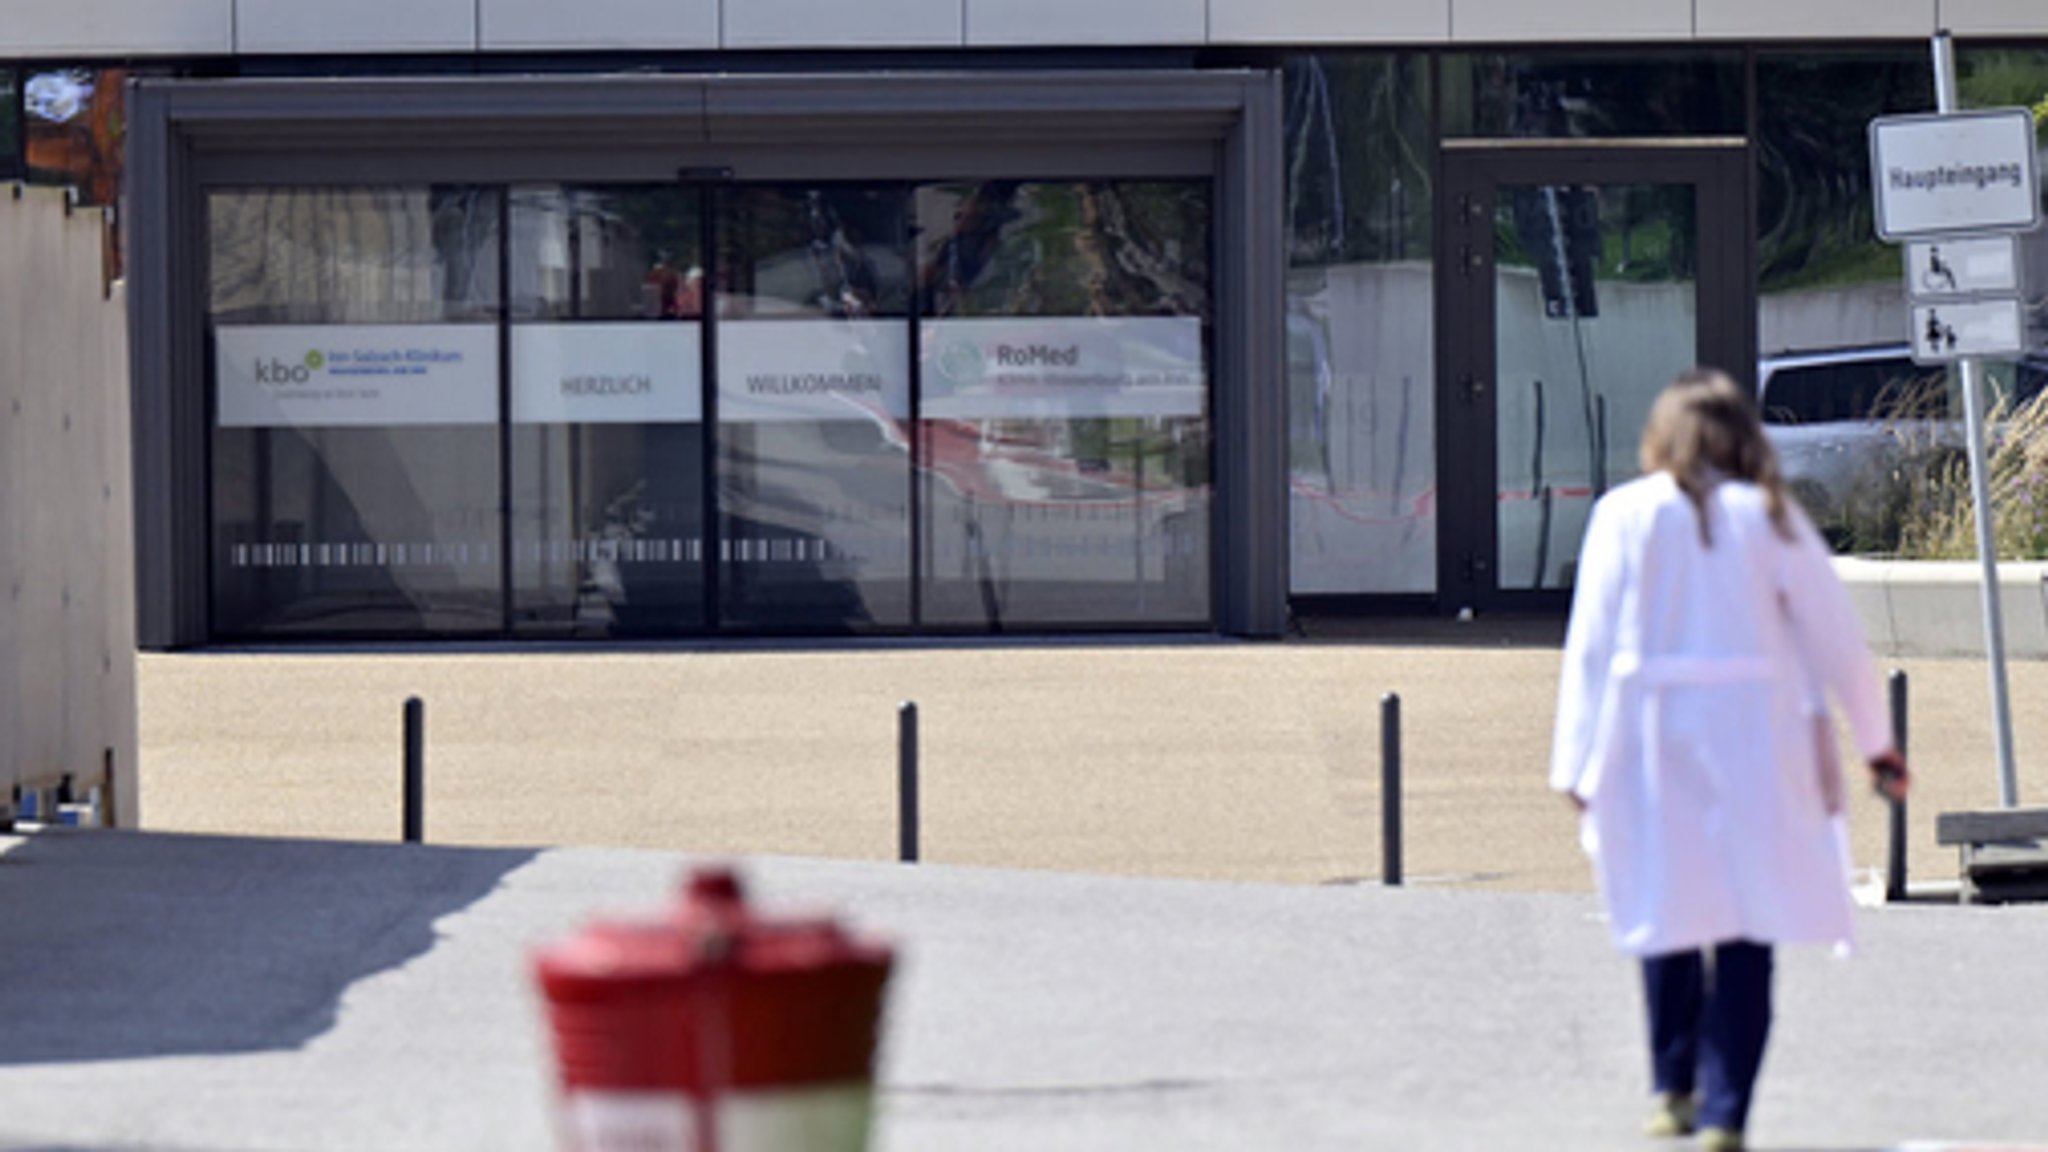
[403,697,424,844]
[1381,693,1403,887]
[1933,31,2022,808]
[898,702,919,864]
[1887,670,1910,903]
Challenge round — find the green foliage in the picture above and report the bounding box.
[1841,387,2048,561]
[1959,49,2048,131]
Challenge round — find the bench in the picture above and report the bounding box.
[1935,807,2048,905]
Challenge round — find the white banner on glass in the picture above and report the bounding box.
[717,319,910,424]
[512,323,703,424]
[921,317,1205,420]
[216,324,499,428]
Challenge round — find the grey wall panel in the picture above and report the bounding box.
[1453,0,1690,41]
[480,0,719,50]
[235,0,477,53]
[724,0,963,47]
[1209,0,1448,43]
[966,0,1205,45]
[0,0,231,57]
[1939,0,2048,35]
[1697,0,1936,37]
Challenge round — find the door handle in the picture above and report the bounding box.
[1463,376,1489,404]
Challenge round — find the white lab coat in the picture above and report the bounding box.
[1550,472,1891,956]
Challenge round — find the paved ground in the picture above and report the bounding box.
[7,627,2047,1151]
[135,618,2048,896]
[2,831,2045,1152]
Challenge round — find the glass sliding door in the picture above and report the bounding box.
[508,185,706,636]
[202,174,1221,641]
[208,186,503,637]
[915,180,1214,629]
[713,184,915,631]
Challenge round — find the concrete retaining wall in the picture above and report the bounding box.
[0,185,138,826]
[1837,556,2048,661]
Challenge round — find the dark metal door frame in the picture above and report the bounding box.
[1434,144,1752,615]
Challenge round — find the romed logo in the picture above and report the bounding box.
[937,339,985,387]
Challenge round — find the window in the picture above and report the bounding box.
[917,180,1213,627]
[1755,52,1932,359]
[715,183,916,631]
[1442,53,1742,140]
[209,187,504,637]
[508,185,708,636]
[1284,54,1435,594]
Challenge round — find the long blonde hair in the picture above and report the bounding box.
[1638,367,1795,546]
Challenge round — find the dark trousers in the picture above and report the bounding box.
[1640,939,1774,1131]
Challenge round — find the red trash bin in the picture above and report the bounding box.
[533,868,895,1152]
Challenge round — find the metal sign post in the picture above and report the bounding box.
[1932,31,2021,808]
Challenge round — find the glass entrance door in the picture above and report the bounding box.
[1436,149,1749,612]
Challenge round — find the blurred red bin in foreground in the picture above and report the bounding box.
[533,868,895,1152]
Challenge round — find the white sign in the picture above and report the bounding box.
[1869,109,2041,240]
[512,323,702,424]
[216,324,498,428]
[921,317,1206,420]
[1909,298,2026,363]
[1904,235,2021,300]
[717,319,909,424]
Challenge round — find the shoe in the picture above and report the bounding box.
[1698,1127,1744,1151]
[1644,1093,1697,1137]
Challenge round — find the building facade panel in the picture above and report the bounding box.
[1939,0,2048,37]
[965,0,1205,47]
[235,0,478,54]
[1208,0,1447,44]
[723,0,963,48]
[1451,0,1691,43]
[0,0,231,57]
[480,0,719,51]
[1695,0,1936,39]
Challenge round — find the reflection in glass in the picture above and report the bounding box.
[715,185,913,630]
[1755,53,1941,543]
[509,186,706,636]
[1283,54,1436,594]
[1442,53,1742,140]
[1495,183,1698,590]
[916,181,1211,628]
[1756,53,1930,357]
[209,187,503,636]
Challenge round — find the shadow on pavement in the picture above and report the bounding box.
[0,830,536,1065]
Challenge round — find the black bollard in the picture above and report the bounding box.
[403,697,425,844]
[1887,671,1909,903]
[1382,693,1403,887]
[899,701,919,864]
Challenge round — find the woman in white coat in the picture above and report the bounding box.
[1550,368,1909,1152]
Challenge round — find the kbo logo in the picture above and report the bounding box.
[255,349,325,386]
